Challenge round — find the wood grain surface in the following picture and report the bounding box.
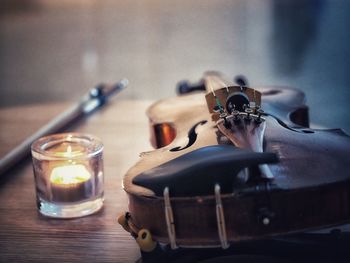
[0,99,154,262]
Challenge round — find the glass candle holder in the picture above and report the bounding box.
[31,133,104,218]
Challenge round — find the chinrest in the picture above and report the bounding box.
[133,145,278,197]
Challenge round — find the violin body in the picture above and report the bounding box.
[122,73,350,248]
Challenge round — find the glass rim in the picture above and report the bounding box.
[31,132,103,160]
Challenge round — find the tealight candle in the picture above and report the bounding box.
[31,133,104,218]
[50,163,93,202]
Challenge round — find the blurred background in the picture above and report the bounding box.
[0,0,349,131]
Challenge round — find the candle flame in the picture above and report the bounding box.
[62,145,73,158]
[50,164,91,185]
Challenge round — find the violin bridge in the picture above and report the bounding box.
[205,86,262,122]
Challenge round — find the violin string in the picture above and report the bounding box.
[207,75,227,114]
[253,89,257,108]
[213,75,229,93]
[208,77,216,97]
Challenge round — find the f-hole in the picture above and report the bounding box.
[170,120,207,152]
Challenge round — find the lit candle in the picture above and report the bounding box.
[32,133,104,218]
[49,150,94,202]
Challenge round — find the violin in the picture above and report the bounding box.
[120,72,350,250]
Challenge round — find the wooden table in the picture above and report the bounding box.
[0,100,154,262]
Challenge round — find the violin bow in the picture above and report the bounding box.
[0,79,129,177]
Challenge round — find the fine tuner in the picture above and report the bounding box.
[217,102,265,129]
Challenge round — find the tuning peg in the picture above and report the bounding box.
[232,110,240,123]
[220,112,231,128]
[177,80,206,95]
[233,75,249,87]
[245,108,253,121]
[136,229,157,252]
[255,109,264,123]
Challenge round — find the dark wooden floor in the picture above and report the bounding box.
[0,0,349,131]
